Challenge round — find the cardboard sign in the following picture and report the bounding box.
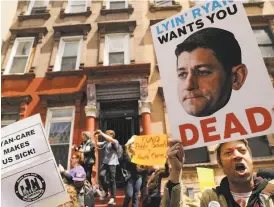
[197,167,215,191]
[131,134,168,166]
[151,1,274,149]
[1,114,70,207]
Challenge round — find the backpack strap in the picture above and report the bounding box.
[261,182,274,196]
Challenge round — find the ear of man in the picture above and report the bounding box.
[231,64,248,90]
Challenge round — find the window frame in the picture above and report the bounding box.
[104,33,130,66]
[54,36,83,72]
[45,106,75,169]
[106,0,128,9]
[252,27,274,57]
[4,37,35,75]
[26,0,50,15]
[154,0,173,6]
[66,0,88,13]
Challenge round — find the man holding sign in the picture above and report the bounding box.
[161,140,274,207]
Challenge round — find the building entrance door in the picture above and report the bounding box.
[98,100,139,188]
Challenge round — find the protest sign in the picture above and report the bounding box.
[151,1,274,149]
[131,134,168,166]
[197,167,215,191]
[1,114,70,207]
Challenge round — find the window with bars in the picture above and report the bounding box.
[107,0,127,9]
[5,37,34,74]
[54,36,83,71]
[67,0,87,13]
[46,107,75,169]
[104,34,130,66]
[253,28,274,57]
[155,0,173,6]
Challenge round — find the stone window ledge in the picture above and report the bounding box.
[45,70,84,79]
[1,72,35,80]
[98,20,136,37]
[2,95,32,105]
[100,6,134,15]
[60,7,92,18]
[243,1,264,8]
[18,11,50,21]
[264,57,274,76]
[82,63,151,77]
[53,24,91,40]
[149,2,182,12]
[248,14,274,24]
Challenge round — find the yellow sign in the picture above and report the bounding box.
[197,167,215,192]
[131,134,168,166]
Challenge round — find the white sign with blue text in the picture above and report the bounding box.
[151,1,274,149]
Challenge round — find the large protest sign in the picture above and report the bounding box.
[131,134,168,166]
[151,1,274,149]
[1,114,70,207]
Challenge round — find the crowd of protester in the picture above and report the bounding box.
[57,130,274,207]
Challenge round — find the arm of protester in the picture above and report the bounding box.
[98,130,117,144]
[58,164,73,183]
[94,132,105,147]
[161,140,184,207]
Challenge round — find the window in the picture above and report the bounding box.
[184,147,209,164]
[253,28,274,57]
[155,0,172,6]
[248,136,273,158]
[107,0,128,9]
[54,36,83,71]
[67,0,87,13]
[46,107,75,169]
[26,0,49,15]
[104,34,130,66]
[5,37,34,74]
[1,112,19,128]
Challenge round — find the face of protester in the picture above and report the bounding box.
[219,141,253,185]
[70,155,80,167]
[177,48,232,117]
[82,133,87,142]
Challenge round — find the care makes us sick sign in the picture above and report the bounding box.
[1,114,70,207]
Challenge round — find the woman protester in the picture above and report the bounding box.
[120,136,144,207]
[58,152,86,184]
[72,131,95,184]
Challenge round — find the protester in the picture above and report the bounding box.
[120,136,143,207]
[143,161,169,207]
[73,131,95,184]
[94,129,119,205]
[161,139,274,207]
[59,153,86,185]
[73,171,95,207]
[175,28,248,117]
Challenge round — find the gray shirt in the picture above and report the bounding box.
[101,140,119,165]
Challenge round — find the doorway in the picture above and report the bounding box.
[98,100,140,187]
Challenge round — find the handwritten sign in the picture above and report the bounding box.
[197,167,215,191]
[1,114,70,207]
[131,134,168,166]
